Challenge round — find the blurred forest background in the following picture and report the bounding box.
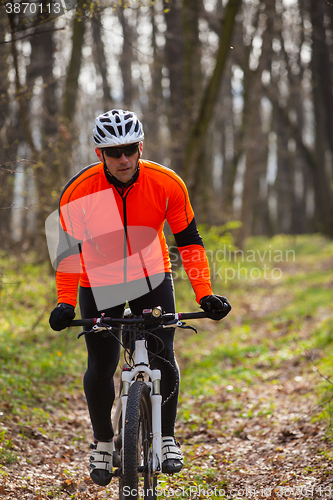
[3,3,333,495]
[1,0,333,253]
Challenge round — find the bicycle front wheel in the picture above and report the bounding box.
[122,381,157,500]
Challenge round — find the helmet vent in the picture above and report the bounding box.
[117,125,123,135]
[125,122,132,134]
[104,125,116,136]
[96,126,105,137]
[134,121,139,132]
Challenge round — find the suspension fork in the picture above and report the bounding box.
[121,362,162,473]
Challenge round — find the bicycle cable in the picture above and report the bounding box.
[144,326,180,408]
[95,323,136,366]
[83,319,180,407]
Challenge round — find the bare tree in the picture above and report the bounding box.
[183,0,242,205]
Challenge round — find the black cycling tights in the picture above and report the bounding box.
[79,273,179,442]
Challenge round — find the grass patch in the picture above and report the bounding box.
[0,429,17,465]
[0,252,86,424]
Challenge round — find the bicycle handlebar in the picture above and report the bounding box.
[69,310,209,328]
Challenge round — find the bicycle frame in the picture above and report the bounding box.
[116,338,162,473]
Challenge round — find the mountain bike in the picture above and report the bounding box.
[70,307,222,499]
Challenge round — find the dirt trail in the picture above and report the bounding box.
[177,373,332,500]
[2,355,332,500]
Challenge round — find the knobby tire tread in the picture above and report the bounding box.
[122,381,155,500]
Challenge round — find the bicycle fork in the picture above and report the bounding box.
[121,339,162,473]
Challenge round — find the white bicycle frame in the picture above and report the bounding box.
[113,339,163,473]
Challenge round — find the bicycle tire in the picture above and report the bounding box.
[122,381,157,500]
[114,402,124,500]
[116,366,128,500]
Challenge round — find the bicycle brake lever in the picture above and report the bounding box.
[77,327,97,338]
[176,321,198,333]
[77,323,112,339]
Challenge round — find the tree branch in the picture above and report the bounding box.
[304,349,333,387]
[0,27,65,44]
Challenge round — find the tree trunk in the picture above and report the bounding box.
[236,0,274,247]
[308,0,333,235]
[0,14,15,245]
[221,58,237,216]
[38,23,61,226]
[252,134,270,236]
[62,0,88,123]
[145,2,164,164]
[91,8,112,108]
[118,1,135,108]
[163,0,185,175]
[183,0,202,121]
[183,0,242,199]
[309,0,333,156]
[275,105,294,234]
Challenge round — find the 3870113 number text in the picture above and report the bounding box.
[5,2,62,15]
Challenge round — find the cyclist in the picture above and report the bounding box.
[49,109,231,486]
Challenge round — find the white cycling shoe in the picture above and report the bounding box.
[162,436,183,474]
[89,440,113,486]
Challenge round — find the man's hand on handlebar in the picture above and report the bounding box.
[49,303,76,331]
[50,301,231,332]
[199,295,231,320]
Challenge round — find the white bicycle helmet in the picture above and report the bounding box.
[93,109,144,147]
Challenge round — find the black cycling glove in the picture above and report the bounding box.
[200,295,231,320]
[49,303,76,331]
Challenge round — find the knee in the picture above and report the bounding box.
[85,336,120,380]
[87,357,118,381]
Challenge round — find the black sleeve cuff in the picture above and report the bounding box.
[173,217,204,248]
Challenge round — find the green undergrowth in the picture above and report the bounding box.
[0,252,86,463]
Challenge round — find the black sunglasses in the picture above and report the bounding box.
[102,143,139,159]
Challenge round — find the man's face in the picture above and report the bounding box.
[96,142,142,184]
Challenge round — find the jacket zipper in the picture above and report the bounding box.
[115,186,134,283]
[115,183,153,292]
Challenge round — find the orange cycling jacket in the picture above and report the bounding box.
[56,159,213,307]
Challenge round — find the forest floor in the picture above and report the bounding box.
[1,235,333,499]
